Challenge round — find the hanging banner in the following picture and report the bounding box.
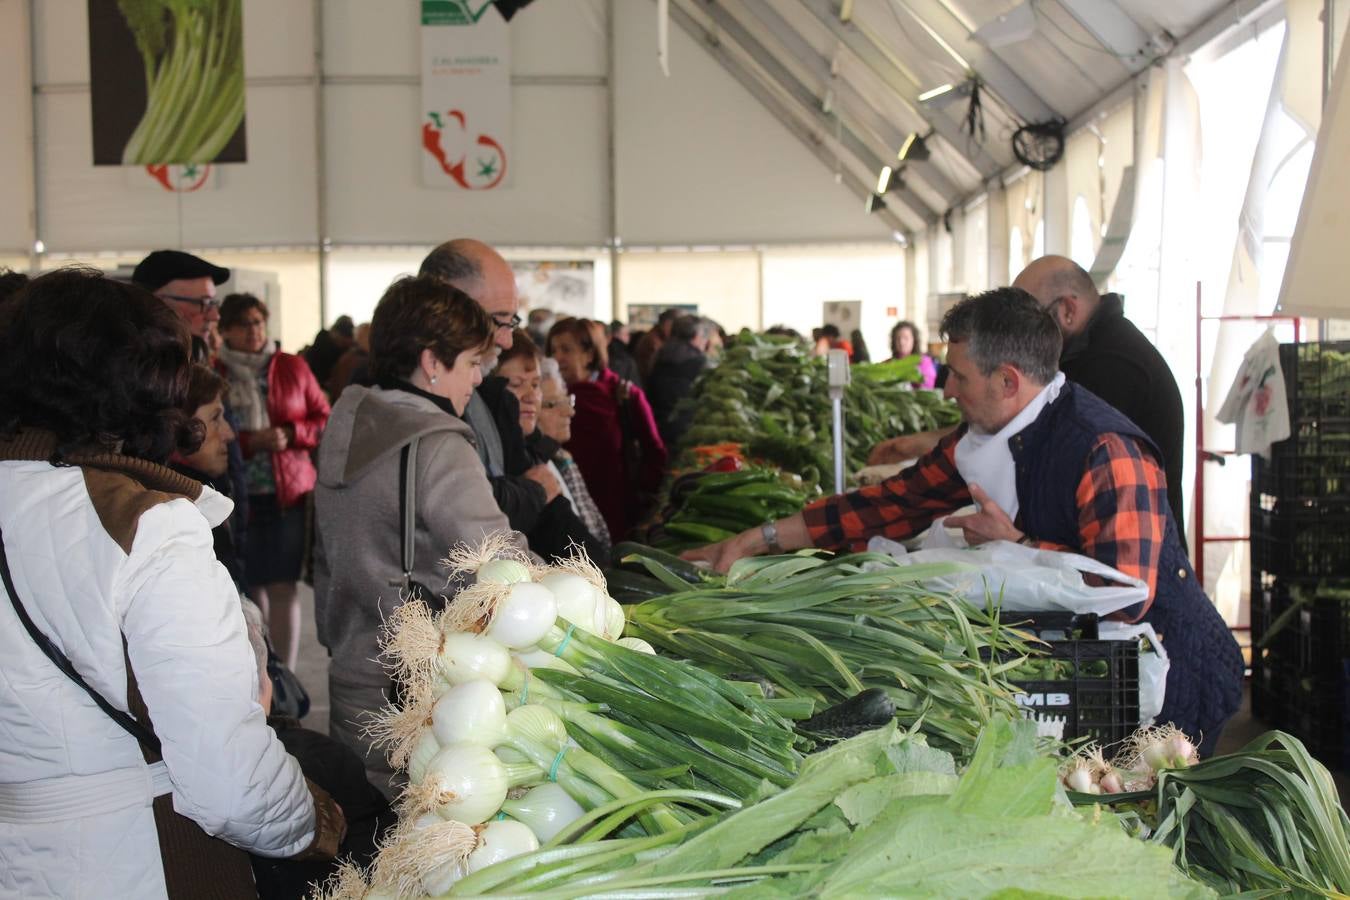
[421,1,511,190]
[87,0,247,166]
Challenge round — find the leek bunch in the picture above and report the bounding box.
[622,547,1031,756]
[117,0,245,164]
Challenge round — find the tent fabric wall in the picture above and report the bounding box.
[0,0,34,255]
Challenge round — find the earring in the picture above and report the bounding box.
[430,375,438,385]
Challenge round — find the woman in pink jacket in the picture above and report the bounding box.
[546,317,666,542]
[216,293,330,669]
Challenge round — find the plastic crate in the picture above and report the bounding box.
[1249,500,1350,578]
[1253,452,1349,501]
[1277,340,1350,423]
[1007,639,1140,746]
[998,610,1099,642]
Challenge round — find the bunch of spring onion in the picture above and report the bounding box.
[1066,725,1350,895]
[620,546,1032,756]
[334,537,805,898]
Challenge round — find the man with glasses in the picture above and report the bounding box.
[420,239,561,534]
[132,250,231,362]
[1013,255,1186,540]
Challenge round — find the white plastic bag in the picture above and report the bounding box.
[868,522,1149,618]
[1098,621,1170,727]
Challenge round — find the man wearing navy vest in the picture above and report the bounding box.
[689,288,1243,755]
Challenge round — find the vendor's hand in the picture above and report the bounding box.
[944,483,1025,546]
[681,529,758,575]
[866,429,946,466]
[524,464,562,502]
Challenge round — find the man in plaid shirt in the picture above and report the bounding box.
[688,289,1243,751]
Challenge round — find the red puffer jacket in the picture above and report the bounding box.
[235,352,331,509]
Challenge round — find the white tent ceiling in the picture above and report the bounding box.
[666,0,1243,231]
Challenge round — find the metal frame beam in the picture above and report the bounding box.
[794,0,1006,176]
[668,1,921,234]
[734,0,963,204]
[689,0,935,222]
[884,0,1059,123]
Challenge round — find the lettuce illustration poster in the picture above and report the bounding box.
[421,1,511,189]
[88,0,247,166]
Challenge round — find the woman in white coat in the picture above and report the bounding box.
[0,268,344,899]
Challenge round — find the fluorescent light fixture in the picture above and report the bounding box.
[973,0,1037,48]
[839,0,854,22]
[917,83,955,103]
[897,132,931,162]
[865,193,887,214]
[876,165,894,194]
[891,230,909,246]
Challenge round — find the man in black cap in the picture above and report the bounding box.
[132,249,231,361]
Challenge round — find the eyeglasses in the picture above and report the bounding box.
[491,312,523,331]
[541,396,576,410]
[161,293,220,313]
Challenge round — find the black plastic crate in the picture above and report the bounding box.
[998,610,1099,642]
[1276,340,1350,423]
[1253,452,1350,501]
[1007,639,1140,746]
[1265,661,1350,770]
[1249,500,1350,578]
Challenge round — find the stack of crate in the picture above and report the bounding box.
[1249,340,1350,768]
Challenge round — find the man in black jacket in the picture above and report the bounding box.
[647,315,711,448]
[420,239,560,533]
[1013,256,1187,539]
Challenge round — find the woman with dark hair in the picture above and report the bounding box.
[216,292,331,670]
[0,268,342,899]
[547,317,666,542]
[314,275,528,797]
[495,330,610,564]
[889,319,938,388]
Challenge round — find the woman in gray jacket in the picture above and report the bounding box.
[313,275,528,798]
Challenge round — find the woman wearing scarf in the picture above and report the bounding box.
[216,293,330,670]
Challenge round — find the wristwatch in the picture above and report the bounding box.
[760,521,783,554]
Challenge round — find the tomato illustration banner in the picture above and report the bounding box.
[421,1,511,190]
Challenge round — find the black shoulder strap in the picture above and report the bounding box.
[0,524,162,754]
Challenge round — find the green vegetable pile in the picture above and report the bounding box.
[117,0,245,164]
[676,331,961,493]
[651,468,814,550]
[439,717,1210,898]
[616,545,1030,756]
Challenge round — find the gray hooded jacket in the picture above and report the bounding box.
[313,385,525,688]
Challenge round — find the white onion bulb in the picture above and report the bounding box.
[602,596,626,641]
[486,582,559,649]
[432,680,508,748]
[500,782,586,843]
[407,729,442,784]
[438,632,513,687]
[423,743,510,824]
[616,636,655,655]
[413,814,465,895]
[538,573,602,634]
[478,558,533,585]
[465,819,540,874]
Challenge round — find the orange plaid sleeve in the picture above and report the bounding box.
[802,427,971,551]
[1068,433,1167,621]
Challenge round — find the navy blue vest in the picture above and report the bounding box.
[1009,383,1243,745]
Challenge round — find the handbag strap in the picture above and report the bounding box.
[398,437,420,587]
[0,523,162,755]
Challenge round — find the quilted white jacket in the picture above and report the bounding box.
[0,459,316,898]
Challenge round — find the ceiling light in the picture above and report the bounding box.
[917,83,954,103]
[918,80,974,110]
[865,193,887,214]
[897,132,931,162]
[876,165,894,194]
[839,0,854,23]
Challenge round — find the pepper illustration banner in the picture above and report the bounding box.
[421,1,512,190]
[88,0,247,166]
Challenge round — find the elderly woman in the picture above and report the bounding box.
[547,317,667,542]
[216,292,331,670]
[314,275,528,797]
[0,268,341,898]
[495,330,610,564]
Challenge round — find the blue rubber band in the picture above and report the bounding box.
[548,746,568,782]
[495,812,508,821]
[553,623,576,658]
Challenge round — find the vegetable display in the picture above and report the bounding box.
[116,0,246,165]
[618,545,1029,757]
[651,467,813,551]
[675,331,960,493]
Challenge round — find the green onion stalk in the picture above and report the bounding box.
[117,0,246,165]
[622,548,1032,758]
